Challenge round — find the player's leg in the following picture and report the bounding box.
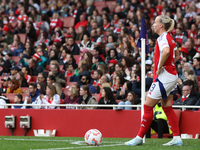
[161,95,183,146]
[125,96,159,146]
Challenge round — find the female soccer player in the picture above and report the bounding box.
[125,15,183,146]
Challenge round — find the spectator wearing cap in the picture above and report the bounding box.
[180,47,189,59]
[105,43,115,54]
[11,40,23,56]
[67,37,80,55]
[10,66,19,78]
[145,59,153,74]
[91,55,105,70]
[32,53,47,70]
[108,59,118,75]
[0,60,12,76]
[0,26,13,45]
[0,77,10,93]
[74,14,88,29]
[79,71,96,94]
[4,53,15,67]
[20,52,47,70]
[78,48,89,63]
[63,34,73,46]
[193,57,200,76]
[78,33,94,50]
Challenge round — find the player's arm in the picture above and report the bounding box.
[156,47,170,76]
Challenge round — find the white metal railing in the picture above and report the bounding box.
[0,104,200,111]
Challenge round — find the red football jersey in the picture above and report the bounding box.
[153,32,178,82]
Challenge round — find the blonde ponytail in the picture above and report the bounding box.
[166,19,175,32]
[159,15,175,32]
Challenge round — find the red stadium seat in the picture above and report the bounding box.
[36,29,40,40]
[73,55,80,64]
[3,93,29,103]
[11,21,18,28]
[116,100,122,104]
[65,76,70,83]
[197,76,200,82]
[95,5,106,15]
[93,1,106,6]
[106,1,115,11]
[75,41,81,44]
[63,17,75,28]
[63,88,69,96]
[65,82,77,88]
[87,50,96,55]
[20,87,29,94]
[17,34,27,45]
[30,76,37,82]
[11,56,20,64]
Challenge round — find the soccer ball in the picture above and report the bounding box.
[84,129,102,146]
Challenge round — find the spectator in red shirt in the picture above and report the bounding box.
[74,14,88,29]
[17,8,28,23]
[50,12,63,30]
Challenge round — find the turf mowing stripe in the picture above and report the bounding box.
[2,138,74,142]
[30,143,125,150]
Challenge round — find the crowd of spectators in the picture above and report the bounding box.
[0,0,199,110]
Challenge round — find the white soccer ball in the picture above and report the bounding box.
[84,129,103,146]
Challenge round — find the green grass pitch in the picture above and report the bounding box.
[0,136,199,150]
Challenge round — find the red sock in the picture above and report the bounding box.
[162,106,180,136]
[137,105,153,138]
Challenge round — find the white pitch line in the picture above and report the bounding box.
[30,143,125,150]
[1,138,123,144]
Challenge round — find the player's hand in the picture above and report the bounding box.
[156,66,164,76]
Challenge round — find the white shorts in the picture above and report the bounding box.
[147,79,177,100]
